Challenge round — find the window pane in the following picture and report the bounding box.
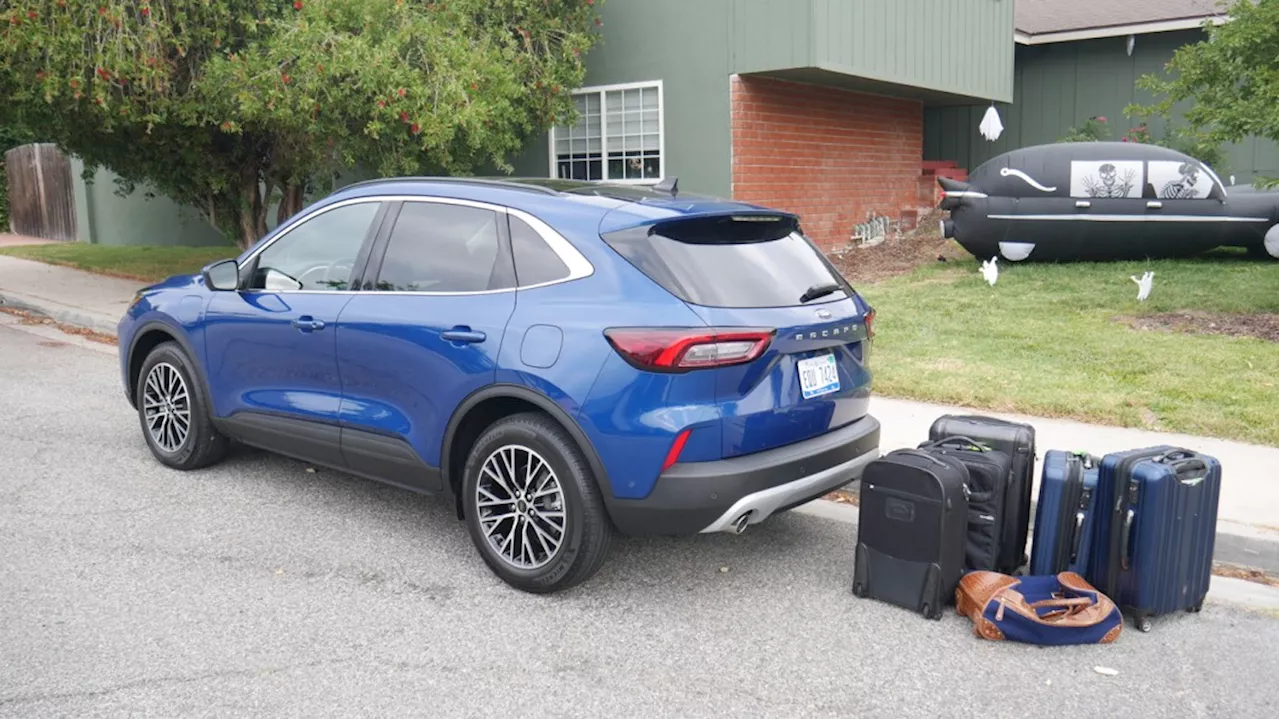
[643,133,659,151]
[643,156,660,178]
[642,86,658,110]
[251,202,379,291]
[607,158,624,179]
[511,216,570,286]
[588,159,603,181]
[374,203,504,293]
[605,90,622,113]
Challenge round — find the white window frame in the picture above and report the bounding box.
[548,80,665,185]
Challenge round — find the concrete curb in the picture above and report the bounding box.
[795,498,1280,610]
[0,289,120,337]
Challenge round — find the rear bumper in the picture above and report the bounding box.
[606,415,880,536]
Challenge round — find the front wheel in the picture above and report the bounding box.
[462,413,612,593]
[135,341,228,470]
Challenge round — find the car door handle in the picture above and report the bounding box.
[442,327,486,344]
[1075,200,1091,209]
[1146,201,1163,209]
[292,317,326,332]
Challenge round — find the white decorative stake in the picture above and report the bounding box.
[1131,271,1154,301]
[979,105,1004,142]
[980,256,999,286]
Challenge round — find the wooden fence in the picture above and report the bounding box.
[4,143,77,241]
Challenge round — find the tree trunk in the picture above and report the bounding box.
[277,183,305,226]
[236,165,265,250]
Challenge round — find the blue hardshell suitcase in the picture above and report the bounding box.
[1029,450,1099,577]
[1091,447,1221,632]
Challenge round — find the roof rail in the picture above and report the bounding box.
[335,176,562,196]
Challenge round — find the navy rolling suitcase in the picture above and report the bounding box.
[1090,447,1221,632]
[1029,451,1099,576]
[928,415,1036,572]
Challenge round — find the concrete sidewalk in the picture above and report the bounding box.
[0,255,140,335]
[0,252,1276,545]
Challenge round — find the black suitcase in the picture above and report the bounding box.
[852,449,969,620]
[919,436,1013,572]
[929,414,1036,572]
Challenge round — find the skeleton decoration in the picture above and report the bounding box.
[979,256,999,286]
[1071,161,1141,199]
[1150,161,1207,199]
[1131,271,1154,301]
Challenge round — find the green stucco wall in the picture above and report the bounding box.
[808,0,1013,103]
[508,0,1015,197]
[923,30,1280,184]
[71,159,229,247]
[508,0,735,197]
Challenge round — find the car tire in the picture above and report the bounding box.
[135,341,229,470]
[462,412,612,593]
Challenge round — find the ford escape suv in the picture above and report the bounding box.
[117,177,881,593]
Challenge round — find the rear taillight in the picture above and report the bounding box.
[864,309,875,339]
[603,327,775,372]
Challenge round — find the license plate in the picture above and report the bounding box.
[798,353,840,399]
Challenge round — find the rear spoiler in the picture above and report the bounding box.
[937,176,987,211]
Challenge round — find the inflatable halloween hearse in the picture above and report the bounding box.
[937,142,1279,262]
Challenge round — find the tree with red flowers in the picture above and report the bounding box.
[0,0,603,247]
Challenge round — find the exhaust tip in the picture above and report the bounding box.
[732,512,752,534]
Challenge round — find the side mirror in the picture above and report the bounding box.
[202,259,240,291]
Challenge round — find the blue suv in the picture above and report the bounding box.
[118,177,881,593]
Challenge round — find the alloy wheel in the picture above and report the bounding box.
[475,444,566,570]
[142,362,191,453]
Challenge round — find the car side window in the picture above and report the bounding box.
[250,202,381,291]
[372,202,510,293]
[510,215,570,287]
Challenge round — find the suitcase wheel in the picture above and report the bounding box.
[1187,603,1203,614]
[922,602,940,621]
[853,581,867,598]
[1134,615,1153,633]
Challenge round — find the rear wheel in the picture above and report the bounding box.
[135,342,228,470]
[462,412,611,593]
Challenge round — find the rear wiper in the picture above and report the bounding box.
[799,282,842,303]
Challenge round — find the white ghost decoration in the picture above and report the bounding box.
[980,256,999,286]
[1131,271,1154,301]
[979,106,1004,142]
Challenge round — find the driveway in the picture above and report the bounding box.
[1,318,1276,718]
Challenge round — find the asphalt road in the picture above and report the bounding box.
[2,319,1277,719]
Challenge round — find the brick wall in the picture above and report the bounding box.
[730,75,924,250]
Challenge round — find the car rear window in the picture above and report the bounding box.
[600,214,852,308]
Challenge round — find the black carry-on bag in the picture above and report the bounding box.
[929,414,1036,572]
[918,436,1013,573]
[853,449,969,620]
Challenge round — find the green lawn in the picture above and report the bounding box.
[0,244,236,283]
[858,249,1279,445]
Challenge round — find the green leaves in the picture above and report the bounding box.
[1126,0,1279,150]
[0,0,603,245]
